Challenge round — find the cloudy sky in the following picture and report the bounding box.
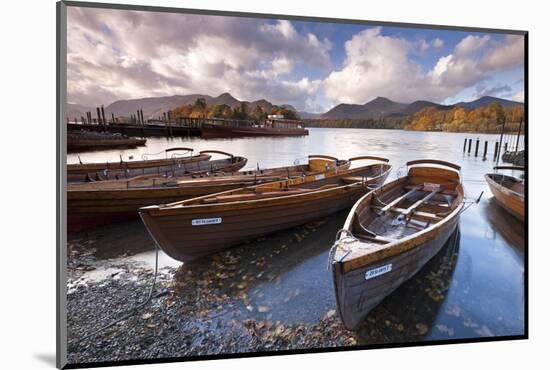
[67,6,525,112]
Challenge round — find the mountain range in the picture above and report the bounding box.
[321,96,523,120]
[67,93,297,121]
[67,93,523,121]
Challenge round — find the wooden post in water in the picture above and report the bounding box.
[463,138,467,152]
[496,117,506,165]
[493,142,499,160]
[140,109,145,124]
[504,142,508,152]
[101,105,107,126]
[137,110,141,125]
[111,112,115,124]
[483,141,488,160]
[467,138,472,154]
[96,107,102,125]
[163,112,167,122]
[474,138,480,157]
[515,116,523,152]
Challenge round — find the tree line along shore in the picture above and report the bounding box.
[303,102,524,134]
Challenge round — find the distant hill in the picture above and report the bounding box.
[95,92,295,120]
[455,96,523,109]
[321,96,522,120]
[67,103,94,120]
[298,111,322,119]
[322,97,407,119]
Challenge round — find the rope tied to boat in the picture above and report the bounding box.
[67,241,167,349]
[326,229,358,270]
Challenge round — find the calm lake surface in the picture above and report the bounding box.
[68,128,525,342]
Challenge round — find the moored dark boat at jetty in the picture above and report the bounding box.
[67,148,217,183]
[329,159,464,330]
[139,156,392,262]
[67,155,349,233]
[67,130,146,152]
[201,116,308,138]
[485,166,525,222]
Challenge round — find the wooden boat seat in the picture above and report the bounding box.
[371,205,443,222]
[379,185,423,214]
[404,184,457,196]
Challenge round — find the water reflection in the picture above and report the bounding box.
[483,198,525,252]
[67,128,525,341]
[171,213,347,324]
[355,229,461,343]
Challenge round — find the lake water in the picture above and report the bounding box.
[68,128,525,342]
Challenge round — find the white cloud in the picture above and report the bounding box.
[432,37,444,49]
[67,7,524,112]
[511,90,524,102]
[481,35,524,70]
[455,35,490,56]
[324,28,524,107]
[67,8,331,110]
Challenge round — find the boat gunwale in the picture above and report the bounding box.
[334,172,464,274]
[484,173,524,199]
[140,162,392,215]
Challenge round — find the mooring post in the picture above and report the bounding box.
[493,142,499,160]
[136,110,141,125]
[463,138,467,152]
[163,112,167,122]
[111,112,115,124]
[96,107,102,125]
[467,138,472,154]
[504,142,508,153]
[483,141,488,159]
[101,105,107,126]
[140,109,145,124]
[515,116,523,152]
[474,138,480,157]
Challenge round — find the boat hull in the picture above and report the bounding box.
[201,123,308,138]
[67,159,345,232]
[485,174,524,222]
[68,179,257,233]
[67,153,212,183]
[332,213,459,330]
[331,161,464,330]
[140,165,390,262]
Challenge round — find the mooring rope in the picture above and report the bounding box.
[68,241,165,348]
[327,229,358,270]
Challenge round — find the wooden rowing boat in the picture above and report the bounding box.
[329,159,464,330]
[67,155,349,232]
[67,130,147,152]
[485,166,525,222]
[139,156,392,262]
[67,148,212,183]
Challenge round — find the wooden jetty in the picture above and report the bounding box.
[201,117,308,138]
[139,156,391,262]
[330,159,464,330]
[67,122,201,138]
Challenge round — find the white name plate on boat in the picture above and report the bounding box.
[365,264,392,280]
[192,217,222,226]
[314,174,325,181]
